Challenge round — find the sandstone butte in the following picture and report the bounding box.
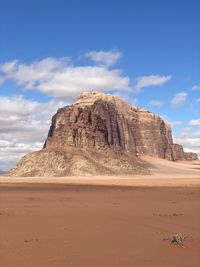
[7,91,198,177]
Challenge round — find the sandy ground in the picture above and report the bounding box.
[1,156,200,187]
[0,184,200,267]
[0,157,200,266]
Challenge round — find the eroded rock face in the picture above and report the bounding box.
[44,101,124,151]
[44,92,176,160]
[184,152,198,161]
[173,144,186,161]
[7,91,198,177]
[172,144,199,161]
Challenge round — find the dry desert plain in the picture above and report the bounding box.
[0,156,200,267]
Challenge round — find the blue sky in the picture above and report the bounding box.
[0,0,200,169]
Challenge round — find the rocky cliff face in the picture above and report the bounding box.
[173,144,186,161]
[184,152,199,161]
[172,144,198,161]
[7,91,198,177]
[44,91,176,160]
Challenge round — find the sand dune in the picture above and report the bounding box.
[1,157,200,187]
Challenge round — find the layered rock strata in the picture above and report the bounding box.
[44,92,176,160]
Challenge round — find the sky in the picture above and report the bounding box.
[0,0,200,170]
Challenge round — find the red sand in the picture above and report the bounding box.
[0,157,199,266]
[0,184,200,267]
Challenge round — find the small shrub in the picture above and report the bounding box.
[163,233,187,247]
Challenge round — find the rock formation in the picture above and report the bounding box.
[173,144,186,161]
[184,152,199,161]
[44,92,176,160]
[7,91,198,177]
[172,144,198,161]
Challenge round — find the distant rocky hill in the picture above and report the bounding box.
[173,144,198,161]
[7,91,198,177]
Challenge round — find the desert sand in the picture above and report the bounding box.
[0,157,200,267]
[1,156,200,187]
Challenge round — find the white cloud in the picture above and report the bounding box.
[134,75,171,92]
[0,95,39,116]
[0,95,67,170]
[149,100,164,108]
[85,50,122,67]
[196,98,200,103]
[192,85,200,91]
[39,67,130,97]
[0,141,43,171]
[0,57,130,98]
[189,119,200,127]
[0,60,18,72]
[171,92,187,108]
